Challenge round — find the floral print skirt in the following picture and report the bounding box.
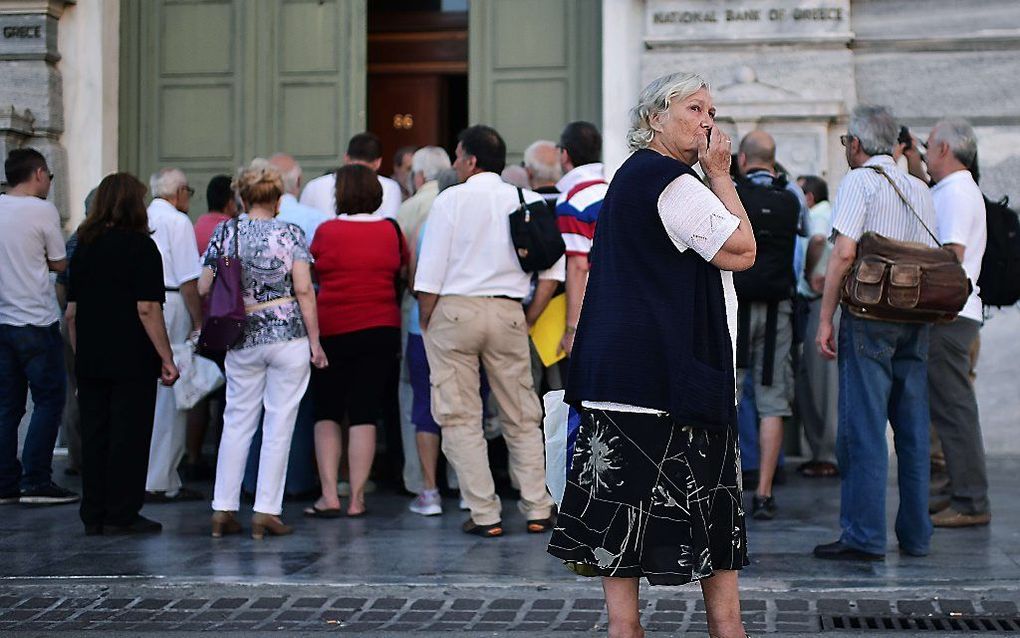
[547,408,748,586]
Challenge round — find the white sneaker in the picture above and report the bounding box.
[409,490,443,516]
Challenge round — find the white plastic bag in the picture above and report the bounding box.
[543,390,569,506]
[171,343,225,410]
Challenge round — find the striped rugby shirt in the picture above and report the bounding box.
[555,163,608,257]
[831,155,938,247]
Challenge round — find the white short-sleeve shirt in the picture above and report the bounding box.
[931,169,986,322]
[0,194,66,326]
[147,198,202,288]
[299,172,401,219]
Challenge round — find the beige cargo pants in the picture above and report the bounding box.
[423,295,553,525]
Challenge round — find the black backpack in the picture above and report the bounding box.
[978,195,1020,307]
[509,187,565,272]
[732,176,801,302]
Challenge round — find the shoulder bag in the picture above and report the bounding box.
[198,219,246,351]
[840,166,970,324]
[509,187,566,272]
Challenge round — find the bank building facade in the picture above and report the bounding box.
[1,0,1017,227]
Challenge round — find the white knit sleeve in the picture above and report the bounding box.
[657,174,741,262]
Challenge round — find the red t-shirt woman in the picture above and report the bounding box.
[307,164,408,518]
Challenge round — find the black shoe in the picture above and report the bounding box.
[64,467,80,477]
[0,492,19,505]
[20,482,80,506]
[813,540,884,562]
[751,495,777,521]
[83,524,103,536]
[103,516,162,535]
[145,486,204,503]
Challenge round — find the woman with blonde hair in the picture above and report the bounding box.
[201,158,328,539]
[547,72,756,638]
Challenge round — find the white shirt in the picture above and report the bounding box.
[797,199,833,299]
[414,172,566,298]
[832,155,938,247]
[932,169,986,322]
[299,172,402,219]
[584,174,742,415]
[0,194,65,326]
[147,198,202,288]
[555,162,604,197]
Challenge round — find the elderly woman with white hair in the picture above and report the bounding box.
[547,72,756,638]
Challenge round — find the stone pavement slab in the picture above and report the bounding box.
[0,582,1017,634]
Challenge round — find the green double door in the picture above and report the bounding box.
[120,0,601,218]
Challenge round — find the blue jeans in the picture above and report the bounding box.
[0,323,66,493]
[837,312,932,555]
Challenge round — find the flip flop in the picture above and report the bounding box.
[346,509,369,518]
[526,517,555,533]
[462,519,503,538]
[303,505,342,519]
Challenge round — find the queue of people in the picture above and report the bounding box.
[0,75,1001,631]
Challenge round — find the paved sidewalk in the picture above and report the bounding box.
[1,453,1018,634]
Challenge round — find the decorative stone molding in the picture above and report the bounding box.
[0,0,74,19]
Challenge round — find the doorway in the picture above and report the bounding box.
[367,0,469,178]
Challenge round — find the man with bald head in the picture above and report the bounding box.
[732,130,809,521]
[270,153,331,246]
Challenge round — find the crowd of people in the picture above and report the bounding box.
[0,72,997,596]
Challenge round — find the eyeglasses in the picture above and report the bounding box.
[839,134,855,147]
[180,185,195,196]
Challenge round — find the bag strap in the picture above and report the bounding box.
[516,187,526,206]
[865,165,941,247]
[383,217,408,270]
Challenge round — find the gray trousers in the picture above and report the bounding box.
[795,298,838,464]
[928,317,989,514]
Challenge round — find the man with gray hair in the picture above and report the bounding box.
[269,153,330,246]
[923,119,990,528]
[395,145,450,508]
[814,105,938,561]
[523,140,562,211]
[145,167,204,502]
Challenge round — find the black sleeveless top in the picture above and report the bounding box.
[565,149,737,433]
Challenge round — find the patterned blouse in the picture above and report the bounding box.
[203,218,312,350]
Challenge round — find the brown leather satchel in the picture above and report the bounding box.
[841,166,971,324]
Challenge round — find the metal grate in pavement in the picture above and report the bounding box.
[821,615,1020,632]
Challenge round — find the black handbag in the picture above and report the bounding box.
[508,188,565,272]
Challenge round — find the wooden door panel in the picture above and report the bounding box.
[368,74,442,172]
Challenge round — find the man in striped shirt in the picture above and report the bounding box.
[814,105,938,562]
[555,122,608,359]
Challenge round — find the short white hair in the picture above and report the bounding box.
[848,105,898,157]
[269,153,303,194]
[411,146,451,182]
[931,118,978,168]
[150,168,187,199]
[523,140,561,183]
[627,72,709,151]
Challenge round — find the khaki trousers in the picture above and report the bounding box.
[423,295,552,525]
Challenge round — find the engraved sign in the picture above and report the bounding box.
[646,0,851,44]
[3,25,42,39]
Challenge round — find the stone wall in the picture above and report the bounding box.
[0,0,73,222]
[632,0,1020,202]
